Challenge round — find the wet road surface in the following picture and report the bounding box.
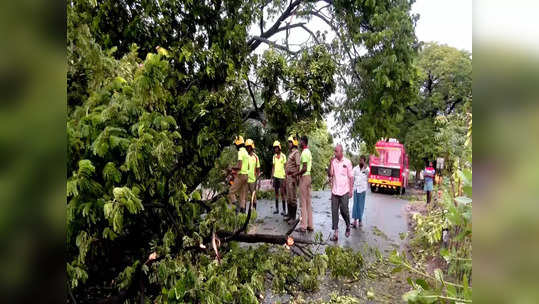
[250,189,409,254]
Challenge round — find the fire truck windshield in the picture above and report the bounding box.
[387,149,401,164]
[374,148,401,165]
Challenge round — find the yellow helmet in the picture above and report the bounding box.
[273,140,281,149]
[245,138,255,149]
[233,135,244,145]
[287,135,298,147]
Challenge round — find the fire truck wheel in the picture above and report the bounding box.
[371,185,377,193]
[401,187,406,194]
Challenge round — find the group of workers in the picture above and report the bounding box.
[226,135,372,240]
[227,137,261,213]
[227,135,314,232]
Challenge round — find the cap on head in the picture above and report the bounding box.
[287,135,298,146]
[234,135,244,145]
[273,140,281,149]
[245,138,255,149]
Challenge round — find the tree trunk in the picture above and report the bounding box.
[217,231,318,245]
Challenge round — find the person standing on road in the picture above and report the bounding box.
[294,136,313,233]
[423,161,435,204]
[284,136,300,224]
[418,169,424,189]
[246,139,260,210]
[228,136,250,213]
[271,141,287,215]
[352,155,369,228]
[328,144,353,241]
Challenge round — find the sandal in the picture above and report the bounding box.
[345,228,351,238]
[307,227,314,232]
[330,234,338,242]
[351,223,357,229]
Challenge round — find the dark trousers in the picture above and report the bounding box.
[331,193,351,230]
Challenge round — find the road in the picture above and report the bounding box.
[249,189,409,254]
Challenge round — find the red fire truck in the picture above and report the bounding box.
[368,139,409,194]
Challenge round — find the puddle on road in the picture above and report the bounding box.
[251,190,409,253]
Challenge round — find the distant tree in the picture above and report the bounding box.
[399,43,472,171]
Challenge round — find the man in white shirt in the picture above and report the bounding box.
[352,155,369,228]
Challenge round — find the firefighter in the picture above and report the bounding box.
[245,139,260,210]
[228,136,250,213]
[284,135,300,224]
[271,140,287,215]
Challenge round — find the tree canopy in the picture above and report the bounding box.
[67,0,421,302]
[399,42,472,170]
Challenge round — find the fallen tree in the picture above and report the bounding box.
[67,1,419,302]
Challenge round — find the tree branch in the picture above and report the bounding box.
[311,11,362,81]
[311,11,339,33]
[406,105,418,116]
[299,24,320,44]
[222,191,256,242]
[260,5,264,35]
[248,0,303,52]
[446,98,463,114]
[276,22,307,34]
[249,36,299,55]
[216,231,321,245]
[246,80,259,113]
[286,219,300,235]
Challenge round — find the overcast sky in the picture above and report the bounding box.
[413,0,472,52]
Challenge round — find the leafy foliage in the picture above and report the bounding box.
[257,46,336,138]
[334,0,420,150]
[322,293,361,304]
[392,173,472,303]
[392,114,472,303]
[400,43,472,170]
[325,246,364,279]
[67,0,436,302]
[150,244,329,303]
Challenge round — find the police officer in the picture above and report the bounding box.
[284,135,300,224]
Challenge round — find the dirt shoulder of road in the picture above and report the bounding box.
[402,188,448,276]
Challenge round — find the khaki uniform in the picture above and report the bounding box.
[285,148,301,207]
[299,148,313,230]
[228,147,250,209]
[229,174,248,208]
[300,175,313,229]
